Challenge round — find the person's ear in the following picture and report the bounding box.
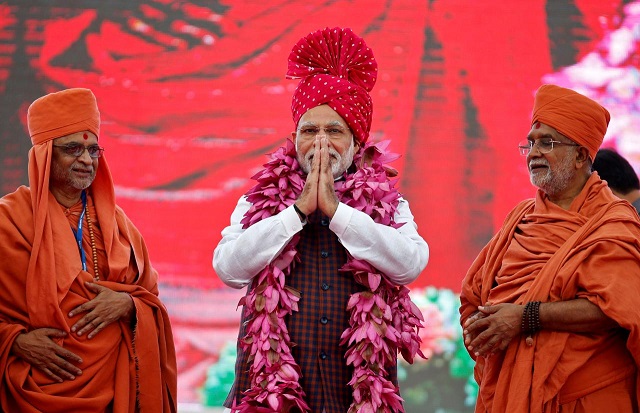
[575,146,590,167]
[291,131,297,142]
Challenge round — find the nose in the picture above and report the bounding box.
[528,141,543,158]
[77,147,93,164]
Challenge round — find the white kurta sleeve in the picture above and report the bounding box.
[329,198,429,285]
[213,196,304,289]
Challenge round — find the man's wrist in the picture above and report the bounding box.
[293,204,307,222]
[327,200,339,219]
[10,333,23,356]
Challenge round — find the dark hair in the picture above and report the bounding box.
[593,148,640,194]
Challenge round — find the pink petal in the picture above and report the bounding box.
[266,393,279,411]
[368,273,381,291]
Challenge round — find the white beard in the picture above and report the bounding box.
[529,152,575,196]
[51,161,96,191]
[297,139,356,179]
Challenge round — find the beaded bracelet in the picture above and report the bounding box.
[521,301,542,346]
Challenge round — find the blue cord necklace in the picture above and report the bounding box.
[71,190,100,280]
[72,191,88,271]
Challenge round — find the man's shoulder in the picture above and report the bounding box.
[490,198,535,231]
[601,199,640,224]
[113,202,144,232]
[0,186,31,212]
[0,186,33,237]
[113,202,134,223]
[508,198,535,217]
[514,198,536,207]
[632,197,640,215]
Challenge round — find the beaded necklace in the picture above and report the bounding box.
[85,201,100,281]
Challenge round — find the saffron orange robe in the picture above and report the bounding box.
[460,173,640,413]
[0,142,177,412]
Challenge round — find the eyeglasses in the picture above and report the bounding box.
[518,139,579,156]
[53,143,105,158]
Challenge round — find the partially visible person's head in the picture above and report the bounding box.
[287,27,377,146]
[293,104,358,178]
[593,148,640,196]
[27,88,102,195]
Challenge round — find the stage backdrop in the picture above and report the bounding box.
[1,1,639,411]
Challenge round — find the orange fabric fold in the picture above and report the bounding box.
[27,88,100,145]
[0,138,176,410]
[460,173,640,413]
[531,85,610,161]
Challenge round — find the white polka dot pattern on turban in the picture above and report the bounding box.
[286,27,378,143]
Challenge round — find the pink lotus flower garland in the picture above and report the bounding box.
[235,139,425,412]
[236,140,308,413]
[337,142,426,413]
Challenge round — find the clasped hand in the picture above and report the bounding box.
[295,137,340,219]
[462,303,523,358]
[11,282,133,382]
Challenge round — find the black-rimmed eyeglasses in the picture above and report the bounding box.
[518,139,579,156]
[53,143,105,158]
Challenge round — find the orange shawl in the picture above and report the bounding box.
[0,141,177,412]
[460,173,640,412]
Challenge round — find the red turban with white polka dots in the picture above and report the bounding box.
[287,27,378,143]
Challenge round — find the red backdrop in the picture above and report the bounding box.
[1,0,638,404]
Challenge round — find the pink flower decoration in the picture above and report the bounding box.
[235,140,426,413]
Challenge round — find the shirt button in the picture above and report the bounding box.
[321,282,330,291]
[320,316,328,325]
[321,251,329,258]
[319,352,328,360]
[321,218,329,226]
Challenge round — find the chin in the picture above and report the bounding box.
[71,179,94,191]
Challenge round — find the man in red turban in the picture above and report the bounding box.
[460,84,640,412]
[214,28,429,413]
[0,88,177,412]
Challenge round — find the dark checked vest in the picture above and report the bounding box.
[225,210,398,413]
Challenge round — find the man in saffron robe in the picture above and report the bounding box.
[213,28,429,413]
[460,84,640,413]
[0,88,177,412]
